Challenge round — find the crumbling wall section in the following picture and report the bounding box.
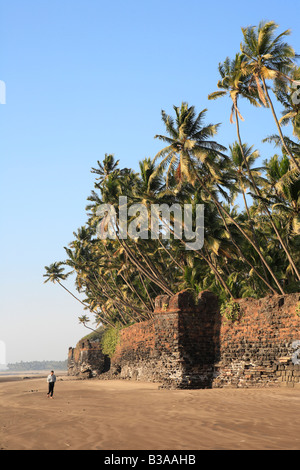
[68,290,300,388]
[68,337,109,378]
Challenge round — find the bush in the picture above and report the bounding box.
[220,300,241,322]
[101,326,121,358]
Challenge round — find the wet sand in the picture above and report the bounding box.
[0,377,299,450]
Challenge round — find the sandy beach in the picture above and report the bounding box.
[0,376,300,450]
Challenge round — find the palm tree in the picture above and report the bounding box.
[137,157,165,202]
[151,102,227,188]
[229,142,265,217]
[209,51,300,283]
[91,154,120,187]
[208,53,262,123]
[228,142,280,292]
[152,103,287,294]
[240,20,300,171]
[208,53,263,194]
[275,66,300,138]
[264,154,300,244]
[43,262,87,306]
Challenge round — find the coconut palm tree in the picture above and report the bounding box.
[151,102,227,188]
[91,153,120,187]
[208,53,263,197]
[43,262,87,306]
[208,53,262,123]
[209,51,300,283]
[229,142,265,217]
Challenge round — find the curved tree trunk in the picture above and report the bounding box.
[261,77,300,172]
[234,106,300,283]
[190,164,285,295]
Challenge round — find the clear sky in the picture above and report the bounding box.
[0,0,299,364]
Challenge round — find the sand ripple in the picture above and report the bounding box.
[0,378,300,450]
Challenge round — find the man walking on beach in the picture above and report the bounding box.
[47,371,56,399]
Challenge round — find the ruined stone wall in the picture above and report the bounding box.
[215,293,300,388]
[110,290,221,388]
[68,337,110,378]
[109,291,300,388]
[111,303,181,386]
[68,290,300,388]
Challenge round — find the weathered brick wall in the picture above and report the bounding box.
[68,337,110,378]
[110,290,220,388]
[68,290,300,388]
[111,305,181,385]
[214,293,300,388]
[109,290,300,388]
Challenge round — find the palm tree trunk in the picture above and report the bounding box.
[57,280,117,329]
[92,273,151,320]
[120,272,151,312]
[235,106,300,283]
[135,241,167,284]
[214,201,278,295]
[241,187,270,284]
[138,272,155,312]
[102,242,153,314]
[241,187,251,220]
[261,77,300,172]
[57,281,87,307]
[190,162,285,295]
[198,249,234,298]
[163,217,235,298]
[116,235,174,296]
[80,268,147,324]
[157,237,185,272]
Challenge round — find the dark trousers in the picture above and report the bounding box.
[48,382,55,397]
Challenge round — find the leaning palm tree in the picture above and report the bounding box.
[240,20,300,171]
[43,262,86,306]
[208,53,263,187]
[209,51,300,282]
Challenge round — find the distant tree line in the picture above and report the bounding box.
[7,360,68,371]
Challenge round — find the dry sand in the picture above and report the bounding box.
[0,376,300,450]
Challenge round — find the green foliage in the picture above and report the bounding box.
[220,300,241,322]
[296,302,300,317]
[101,326,121,358]
[44,20,300,332]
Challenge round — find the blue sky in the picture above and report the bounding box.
[0,0,299,364]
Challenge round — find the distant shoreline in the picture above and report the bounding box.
[0,370,68,384]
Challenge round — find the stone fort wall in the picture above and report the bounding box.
[68,290,300,389]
